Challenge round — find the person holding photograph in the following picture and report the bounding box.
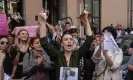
[91,27,123,80]
[39,10,93,80]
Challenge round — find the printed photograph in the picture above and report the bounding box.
[59,67,78,80]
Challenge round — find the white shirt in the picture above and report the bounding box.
[91,46,123,80]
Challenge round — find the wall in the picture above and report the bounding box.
[23,0,42,26]
[101,0,128,29]
[67,0,79,27]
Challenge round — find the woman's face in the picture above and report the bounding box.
[8,35,14,44]
[0,38,8,51]
[66,70,70,76]
[32,39,42,51]
[100,35,104,43]
[19,30,29,41]
[96,37,100,45]
[61,34,74,52]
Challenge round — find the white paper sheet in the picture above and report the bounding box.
[4,73,10,80]
[104,32,119,51]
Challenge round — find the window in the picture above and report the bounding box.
[84,0,101,33]
[43,0,59,25]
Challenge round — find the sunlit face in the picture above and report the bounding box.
[0,38,8,50]
[31,39,42,51]
[65,24,71,31]
[66,70,70,76]
[61,34,74,52]
[18,30,29,41]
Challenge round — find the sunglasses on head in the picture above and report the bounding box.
[1,41,8,45]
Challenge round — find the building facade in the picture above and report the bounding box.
[1,0,132,35]
[23,0,131,31]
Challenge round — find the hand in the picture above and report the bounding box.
[103,50,108,56]
[10,74,14,79]
[36,56,44,65]
[38,10,49,22]
[11,28,17,35]
[79,10,89,26]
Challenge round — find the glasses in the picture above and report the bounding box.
[1,41,8,45]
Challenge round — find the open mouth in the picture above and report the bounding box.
[67,44,72,48]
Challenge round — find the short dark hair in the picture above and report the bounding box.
[61,33,72,42]
[65,22,71,25]
[30,37,40,45]
[69,28,78,34]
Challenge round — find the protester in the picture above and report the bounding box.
[115,24,125,38]
[91,27,123,80]
[65,22,71,31]
[3,33,14,78]
[10,29,30,79]
[0,37,8,80]
[39,10,93,80]
[23,37,52,80]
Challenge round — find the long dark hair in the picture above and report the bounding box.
[102,26,117,39]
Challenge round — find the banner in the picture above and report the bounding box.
[14,26,38,37]
[0,14,8,35]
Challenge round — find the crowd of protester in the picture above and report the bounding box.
[1,10,133,80]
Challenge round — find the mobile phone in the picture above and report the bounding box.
[35,15,38,21]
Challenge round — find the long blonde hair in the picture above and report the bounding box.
[14,29,30,53]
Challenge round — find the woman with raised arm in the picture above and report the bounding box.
[91,27,123,80]
[10,29,30,79]
[39,10,93,80]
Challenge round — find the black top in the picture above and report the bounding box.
[10,45,26,79]
[40,36,93,80]
[3,53,13,76]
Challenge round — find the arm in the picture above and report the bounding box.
[85,22,93,36]
[128,42,133,55]
[128,53,133,71]
[91,46,102,63]
[39,15,59,60]
[11,52,20,78]
[128,48,133,55]
[78,11,93,57]
[0,53,5,80]
[103,50,113,67]
[105,50,123,69]
[78,22,93,57]
[46,22,55,34]
[23,53,37,75]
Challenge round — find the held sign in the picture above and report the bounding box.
[14,26,38,37]
[0,14,8,35]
